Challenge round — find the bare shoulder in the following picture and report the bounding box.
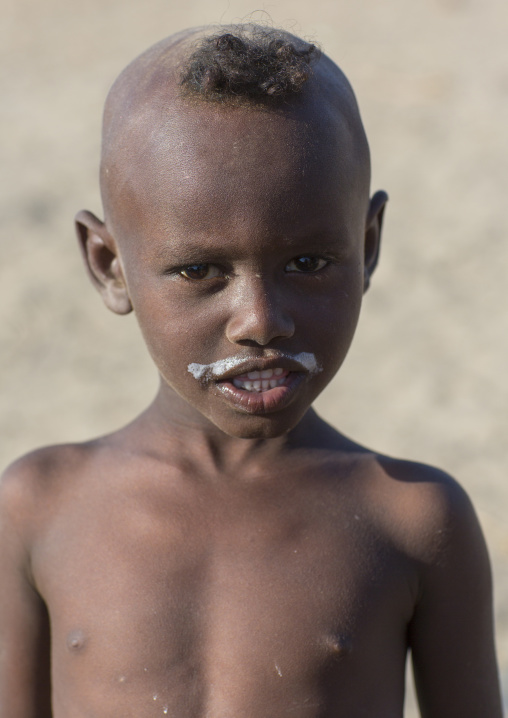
[0,418,158,539]
[0,441,102,543]
[0,444,104,717]
[359,460,504,715]
[356,452,485,565]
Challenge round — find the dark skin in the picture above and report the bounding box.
[0,27,502,718]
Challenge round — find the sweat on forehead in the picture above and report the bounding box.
[100,24,371,227]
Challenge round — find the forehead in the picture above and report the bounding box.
[107,110,366,244]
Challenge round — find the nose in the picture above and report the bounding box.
[225,275,295,346]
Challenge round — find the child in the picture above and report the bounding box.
[0,24,502,717]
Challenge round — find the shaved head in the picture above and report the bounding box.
[99,25,371,235]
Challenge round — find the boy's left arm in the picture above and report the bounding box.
[408,479,503,718]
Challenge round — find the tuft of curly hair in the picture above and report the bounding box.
[180,29,319,102]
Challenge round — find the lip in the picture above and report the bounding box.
[214,363,308,415]
[188,351,320,415]
[208,354,315,382]
[216,371,306,414]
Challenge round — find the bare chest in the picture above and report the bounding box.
[34,479,415,717]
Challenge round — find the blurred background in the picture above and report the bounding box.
[1,0,507,713]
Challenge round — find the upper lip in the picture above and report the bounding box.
[213,354,309,381]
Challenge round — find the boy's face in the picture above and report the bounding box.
[86,101,383,439]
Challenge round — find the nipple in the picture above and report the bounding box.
[324,633,352,657]
[66,629,87,652]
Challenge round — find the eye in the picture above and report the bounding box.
[179,264,222,280]
[285,256,328,273]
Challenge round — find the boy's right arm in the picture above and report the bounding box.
[0,458,52,718]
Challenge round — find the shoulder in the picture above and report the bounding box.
[0,442,98,542]
[359,453,485,566]
[1,441,96,492]
[0,424,152,528]
[356,454,493,618]
[374,454,474,518]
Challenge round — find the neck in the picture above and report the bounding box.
[132,380,335,474]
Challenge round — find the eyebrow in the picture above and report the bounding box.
[153,224,352,257]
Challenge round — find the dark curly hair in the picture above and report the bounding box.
[180,28,319,103]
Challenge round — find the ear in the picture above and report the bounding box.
[363,190,388,292]
[75,210,132,315]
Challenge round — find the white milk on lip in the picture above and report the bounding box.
[187,352,321,381]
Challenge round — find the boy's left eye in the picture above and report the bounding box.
[179,264,222,280]
[285,256,328,273]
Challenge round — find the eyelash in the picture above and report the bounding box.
[178,264,223,280]
[285,256,328,273]
[176,256,329,281]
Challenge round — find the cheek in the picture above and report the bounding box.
[127,282,220,381]
[297,271,364,368]
[302,266,364,326]
[122,277,179,369]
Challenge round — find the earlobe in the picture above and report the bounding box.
[363,190,388,292]
[75,210,132,315]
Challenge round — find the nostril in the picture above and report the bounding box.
[225,277,295,345]
[226,306,295,346]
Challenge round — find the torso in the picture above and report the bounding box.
[30,431,425,718]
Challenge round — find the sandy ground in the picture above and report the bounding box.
[1,0,507,713]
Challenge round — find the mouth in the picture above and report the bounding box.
[215,364,307,414]
[188,352,321,415]
[230,367,288,392]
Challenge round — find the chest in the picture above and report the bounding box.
[33,480,416,691]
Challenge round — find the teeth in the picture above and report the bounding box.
[245,368,285,381]
[232,375,287,393]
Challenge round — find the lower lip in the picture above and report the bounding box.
[215,372,306,414]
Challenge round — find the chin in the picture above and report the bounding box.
[210,410,306,440]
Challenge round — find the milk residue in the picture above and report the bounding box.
[187,352,321,381]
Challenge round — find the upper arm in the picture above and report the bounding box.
[408,479,502,718]
[0,460,52,718]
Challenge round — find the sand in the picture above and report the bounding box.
[1,0,507,713]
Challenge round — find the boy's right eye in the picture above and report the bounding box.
[179,264,221,280]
